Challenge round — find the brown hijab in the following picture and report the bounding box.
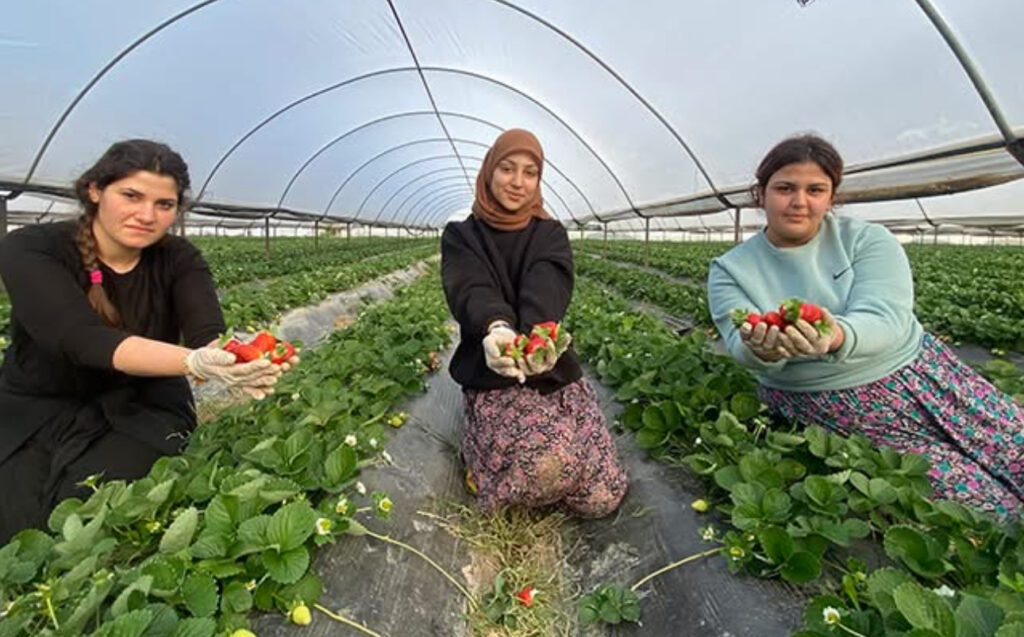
[472,128,551,231]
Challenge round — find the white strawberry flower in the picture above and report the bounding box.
[822,606,841,625]
[934,584,956,598]
[369,438,378,449]
[335,497,350,515]
[344,434,358,447]
[315,517,332,536]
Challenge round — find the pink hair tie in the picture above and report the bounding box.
[89,269,103,285]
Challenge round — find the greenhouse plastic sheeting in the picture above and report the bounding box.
[2,0,1022,228]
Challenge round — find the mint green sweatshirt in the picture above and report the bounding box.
[707,214,923,392]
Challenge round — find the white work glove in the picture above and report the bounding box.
[778,308,842,358]
[185,347,281,400]
[481,321,526,384]
[519,335,559,376]
[739,322,792,363]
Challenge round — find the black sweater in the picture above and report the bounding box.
[0,221,225,462]
[441,216,582,394]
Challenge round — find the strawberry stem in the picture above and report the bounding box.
[314,603,387,637]
[363,529,478,609]
[629,548,720,592]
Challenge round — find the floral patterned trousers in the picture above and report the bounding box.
[762,334,1024,518]
[462,379,628,518]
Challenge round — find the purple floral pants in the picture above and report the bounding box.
[762,334,1024,518]
[462,379,628,518]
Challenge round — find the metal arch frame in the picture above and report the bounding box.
[365,165,468,218]
[356,154,469,216]
[323,137,579,226]
[416,191,475,226]
[23,0,722,218]
[194,67,621,223]
[420,196,477,227]
[416,196,473,229]
[914,0,1024,166]
[396,162,574,227]
[419,193,474,226]
[386,0,473,191]
[276,110,442,208]
[23,0,222,183]
[23,0,1022,224]
[320,137,468,218]
[281,109,595,221]
[418,67,628,221]
[367,156,483,220]
[384,150,587,224]
[376,151,578,226]
[395,182,475,224]
[479,0,734,209]
[389,176,475,223]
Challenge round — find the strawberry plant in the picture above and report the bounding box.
[219,244,437,329]
[575,254,712,328]
[0,268,452,635]
[566,278,1024,636]
[193,236,436,288]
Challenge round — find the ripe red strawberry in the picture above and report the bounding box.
[799,303,823,323]
[762,311,786,329]
[730,309,764,328]
[250,331,277,354]
[516,585,536,607]
[226,342,263,363]
[504,334,529,360]
[270,341,295,365]
[524,333,546,356]
[533,321,559,341]
[779,298,830,334]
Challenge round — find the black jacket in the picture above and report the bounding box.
[441,216,582,394]
[0,221,225,463]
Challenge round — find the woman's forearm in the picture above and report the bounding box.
[111,335,192,377]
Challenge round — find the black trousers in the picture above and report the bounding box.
[0,379,195,544]
[0,424,163,544]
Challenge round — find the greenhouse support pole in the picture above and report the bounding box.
[915,0,1024,167]
[0,196,7,238]
[733,207,742,244]
[644,217,651,267]
[346,223,352,241]
[384,226,388,238]
[263,218,271,259]
[579,226,584,242]
[602,223,608,258]
[314,220,320,249]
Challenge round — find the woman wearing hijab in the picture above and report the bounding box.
[441,129,628,517]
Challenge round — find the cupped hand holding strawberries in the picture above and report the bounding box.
[185,330,300,400]
[483,320,572,382]
[731,299,844,361]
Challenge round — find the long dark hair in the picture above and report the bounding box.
[72,139,190,327]
[752,134,843,207]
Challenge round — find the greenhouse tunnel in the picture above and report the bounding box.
[1,1,1023,636]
